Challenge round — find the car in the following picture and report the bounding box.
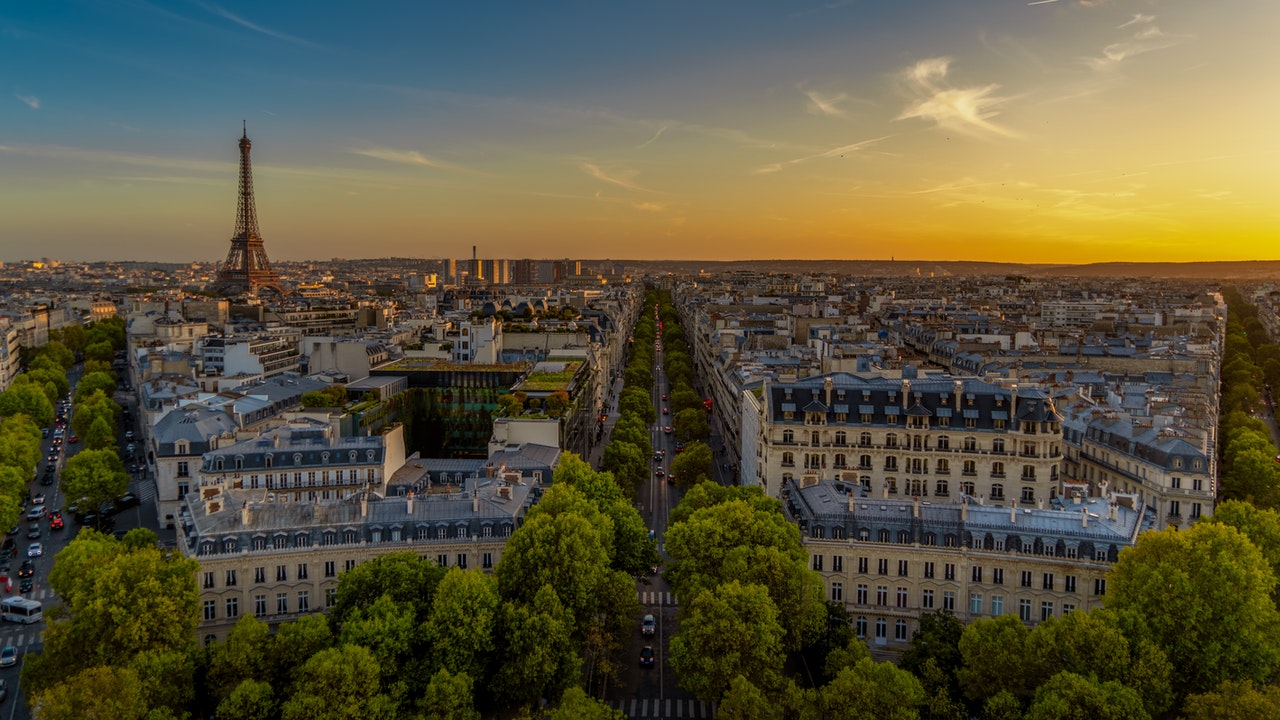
[69,434,78,443]
[25,525,39,541]
[663,426,673,434]
[0,646,15,668]
[115,493,140,511]
[654,467,665,478]
[662,407,670,415]
[41,427,49,438]
[26,543,42,558]
[125,443,136,453]
[31,494,44,506]
[641,614,656,637]
[24,507,43,521]
[40,474,54,487]
[19,577,32,593]
[17,561,33,579]
[640,645,655,667]
[661,394,667,400]
[49,515,64,531]
[674,441,685,452]
[125,430,134,440]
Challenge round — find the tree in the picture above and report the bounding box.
[822,658,926,720]
[600,440,647,495]
[673,408,711,443]
[207,615,273,702]
[26,531,199,696]
[329,551,445,627]
[424,568,500,680]
[417,668,481,720]
[29,665,150,720]
[492,586,581,709]
[547,686,626,720]
[337,593,422,693]
[0,380,54,426]
[1022,671,1149,720]
[1180,680,1280,720]
[553,454,659,575]
[59,448,130,516]
[1106,522,1280,696]
[901,609,965,692]
[670,581,785,702]
[0,414,43,475]
[85,414,116,450]
[75,370,118,403]
[281,645,398,720]
[546,390,571,417]
[823,633,871,680]
[218,679,277,720]
[1205,499,1280,603]
[671,441,713,486]
[267,614,333,690]
[718,675,777,720]
[71,389,120,439]
[956,615,1032,706]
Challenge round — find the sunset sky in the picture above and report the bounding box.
[2,0,1277,263]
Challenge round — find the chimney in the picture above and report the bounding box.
[901,379,910,409]
[954,380,963,412]
[1081,507,1088,528]
[406,490,414,515]
[1011,384,1019,420]
[241,501,251,526]
[472,487,480,513]
[360,492,368,518]
[1010,500,1017,524]
[882,482,889,499]
[824,376,833,407]
[848,492,855,512]
[960,496,968,522]
[913,496,920,518]
[1109,503,1118,521]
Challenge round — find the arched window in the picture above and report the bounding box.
[895,619,908,641]
[936,435,950,450]
[782,430,794,443]
[992,461,1005,477]
[781,452,795,467]
[991,483,1004,500]
[898,530,912,544]
[878,529,890,543]
[860,432,872,447]
[811,431,820,445]
[885,434,898,448]
[935,479,949,496]
[835,431,847,445]
[834,454,847,468]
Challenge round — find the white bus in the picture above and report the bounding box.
[0,597,42,624]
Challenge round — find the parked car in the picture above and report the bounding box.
[115,493,140,511]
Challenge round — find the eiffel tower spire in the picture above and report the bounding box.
[213,124,282,296]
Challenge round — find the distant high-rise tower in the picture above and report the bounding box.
[213,125,282,297]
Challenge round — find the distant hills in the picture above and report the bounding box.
[603,259,1280,280]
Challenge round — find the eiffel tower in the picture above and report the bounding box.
[213,124,283,296]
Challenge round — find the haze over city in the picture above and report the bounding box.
[2,0,1277,263]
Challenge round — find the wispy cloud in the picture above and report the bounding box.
[896,58,1018,138]
[637,125,668,150]
[1026,0,1059,5]
[16,94,39,110]
[193,2,321,49]
[632,201,666,212]
[753,136,891,175]
[1085,18,1190,71]
[349,147,471,174]
[580,163,658,193]
[802,88,848,117]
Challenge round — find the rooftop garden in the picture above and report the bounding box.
[518,360,584,393]
[381,358,531,372]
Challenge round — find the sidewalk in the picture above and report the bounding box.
[588,377,627,469]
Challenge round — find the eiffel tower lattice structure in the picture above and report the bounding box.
[213,125,283,297]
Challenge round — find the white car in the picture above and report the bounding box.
[24,507,43,521]
[26,543,42,558]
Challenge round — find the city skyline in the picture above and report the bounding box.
[2,0,1277,264]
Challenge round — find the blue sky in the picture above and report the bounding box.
[2,0,1277,263]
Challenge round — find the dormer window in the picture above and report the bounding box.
[293,453,303,465]
[265,455,273,468]
[322,452,329,463]
[175,440,189,455]
[215,458,224,471]
[234,456,244,470]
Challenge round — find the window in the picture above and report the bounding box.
[897,560,909,577]
[1170,500,1181,517]
[992,438,1005,453]
[203,600,216,621]
[1020,571,1032,588]
[254,595,267,618]
[993,568,1004,585]
[1171,476,1181,489]
[970,593,983,615]
[325,561,336,578]
[943,591,955,611]
[963,437,977,452]
[1040,601,1054,621]
[1193,477,1203,491]
[971,566,983,582]
[922,589,934,609]
[991,596,1004,616]
[781,452,795,467]
[483,552,494,570]
[831,582,843,602]
[1065,575,1076,593]
[1191,503,1202,519]
[226,597,239,619]
[276,565,287,582]
[860,432,872,447]
[945,563,955,581]
[254,567,266,584]
[875,585,889,606]
[457,554,468,569]
[963,460,976,475]
[225,570,237,587]
[856,617,868,638]
[1018,599,1032,622]
[177,461,189,478]
[437,554,449,567]
[895,620,909,641]
[813,555,824,571]
[297,564,309,580]
[1094,578,1107,596]
[875,618,887,640]
[783,430,794,443]
[276,593,289,615]
[1042,573,1054,591]
[878,559,889,575]
[345,559,357,571]
[1063,603,1076,615]
[992,461,1005,477]
[991,483,1004,500]
[857,584,868,604]
[298,592,310,613]
[326,588,337,608]
[203,572,214,589]
[896,587,908,608]
[178,481,189,497]
[858,557,869,574]
[924,562,935,579]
